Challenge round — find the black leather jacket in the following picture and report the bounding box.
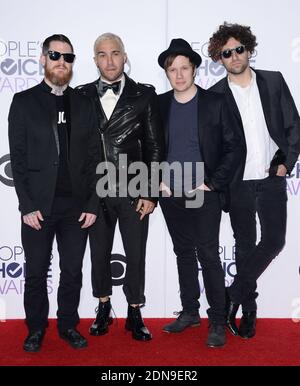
[76,74,164,201]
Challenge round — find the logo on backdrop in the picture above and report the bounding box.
[291,37,300,63]
[191,41,257,89]
[0,39,43,94]
[111,253,127,286]
[198,244,236,291]
[286,158,300,196]
[0,245,53,295]
[0,154,13,187]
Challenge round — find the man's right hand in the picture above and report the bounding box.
[23,210,44,230]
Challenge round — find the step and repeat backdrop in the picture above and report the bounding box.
[1,0,300,320]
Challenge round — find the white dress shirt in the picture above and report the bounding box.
[228,70,278,180]
[100,74,125,120]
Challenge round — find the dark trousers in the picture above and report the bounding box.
[160,192,225,324]
[229,176,287,311]
[22,197,87,332]
[89,197,149,305]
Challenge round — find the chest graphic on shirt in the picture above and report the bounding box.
[58,111,66,124]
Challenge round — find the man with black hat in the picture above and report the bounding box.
[157,38,241,347]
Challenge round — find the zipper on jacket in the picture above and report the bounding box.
[101,132,112,191]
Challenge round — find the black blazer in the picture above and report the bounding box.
[158,86,242,210]
[210,69,300,180]
[8,81,100,216]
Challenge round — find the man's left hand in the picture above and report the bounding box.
[276,164,287,177]
[78,213,97,228]
[136,199,155,220]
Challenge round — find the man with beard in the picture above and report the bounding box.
[208,23,300,339]
[8,34,100,352]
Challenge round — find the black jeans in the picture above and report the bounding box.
[229,176,287,311]
[89,197,149,305]
[22,197,88,332]
[160,192,225,324]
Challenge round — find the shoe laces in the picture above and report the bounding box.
[130,305,145,328]
[94,301,118,326]
[66,328,82,339]
[173,310,186,320]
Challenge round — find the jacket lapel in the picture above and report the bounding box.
[39,82,60,156]
[107,74,142,125]
[255,69,272,133]
[196,87,208,152]
[159,91,173,149]
[222,79,244,128]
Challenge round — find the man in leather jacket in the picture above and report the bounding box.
[77,33,164,341]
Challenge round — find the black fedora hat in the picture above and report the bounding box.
[158,38,202,68]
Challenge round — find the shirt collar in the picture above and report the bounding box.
[228,68,256,90]
[97,74,125,97]
[42,78,68,95]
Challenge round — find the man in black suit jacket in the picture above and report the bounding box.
[77,33,164,342]
[208,22,300,339]
[157,38,241,347]
[8,34,100,352]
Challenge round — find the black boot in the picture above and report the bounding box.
[163,311,200,333]
[125,305,152,341]
[23,330,45,352]
[89,299,113,336]
[225,289,239,336]
[206,323,226,348]
[239,311,257,339]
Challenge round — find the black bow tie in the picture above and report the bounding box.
[99,81,121,97]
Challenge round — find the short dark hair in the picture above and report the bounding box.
[164,54,196,71]
[42,34,74,55]
[208,22,257,62]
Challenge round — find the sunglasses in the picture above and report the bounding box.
[220,45,245,59]
[47,50,76,63]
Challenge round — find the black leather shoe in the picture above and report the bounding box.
[225,289,239,336]
[59,328,88,349]
[163,311,200,333]
[23,330,45,352]
[125,305,152,341]
[239,311,257,339]
[206,324,226,348]
[89,299,113,336]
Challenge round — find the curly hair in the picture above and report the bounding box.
[208,22,257,62]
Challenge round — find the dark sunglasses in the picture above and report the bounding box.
[220,45,245,59]
[47,50,76,63]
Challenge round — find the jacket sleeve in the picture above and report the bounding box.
[279,72,300,174]
[205,96,242,191]
[8,94,37,215]
[141,89,165,202]
[83,99,102,215]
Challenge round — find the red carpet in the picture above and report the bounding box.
[0,319,299,366]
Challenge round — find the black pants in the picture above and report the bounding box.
[22,197,87,332]
[160,192,225,324]
[89,197,149,305]
[229,176,287,311]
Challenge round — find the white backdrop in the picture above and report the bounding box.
[1,0,300,320]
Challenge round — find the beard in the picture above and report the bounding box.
[44,64,73,86]
[226,61,249,76]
